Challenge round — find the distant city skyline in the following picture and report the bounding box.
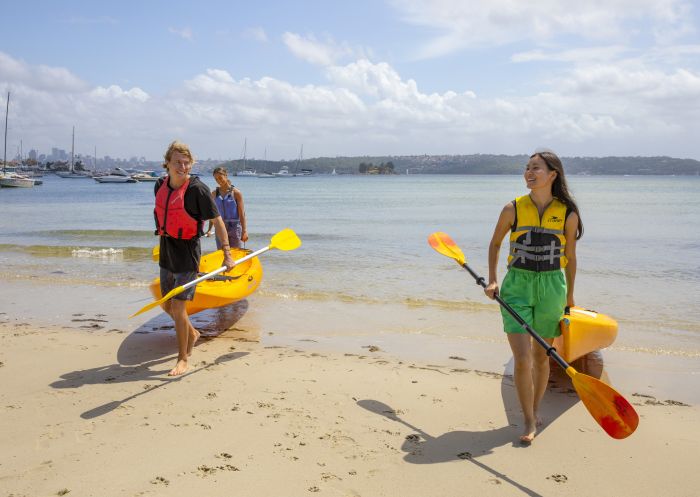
[2,1,700,160]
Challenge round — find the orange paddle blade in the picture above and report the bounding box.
[567,367,639,439]
[427,232,466,265]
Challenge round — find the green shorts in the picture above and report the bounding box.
[499,267,566,339]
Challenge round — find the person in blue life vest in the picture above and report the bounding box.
[205,167,248,249]
[154,141,235,376]
[484,149,583,445]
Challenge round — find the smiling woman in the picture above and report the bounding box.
[483,149,583,444]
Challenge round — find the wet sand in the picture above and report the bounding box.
[1,307,699,496]
[2,277,699,405]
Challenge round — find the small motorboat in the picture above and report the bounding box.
[94,168,138,183]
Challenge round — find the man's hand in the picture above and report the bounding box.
[223,249,235,271]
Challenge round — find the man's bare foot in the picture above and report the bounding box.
[169,359,188,376]
[187,328,200,356]
[519,421,537,445]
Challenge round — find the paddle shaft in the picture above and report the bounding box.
[458,261,570,371]
[178,245,271,293]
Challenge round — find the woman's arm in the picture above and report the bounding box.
[563,212,579,308]
[210,216,235,270]
[485,202,515,299]
[234,189,248,242]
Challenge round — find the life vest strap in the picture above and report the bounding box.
[509,251,562,262]
[515,225,564,235]
[509,242,561,253]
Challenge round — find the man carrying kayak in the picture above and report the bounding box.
[154,141,235,376]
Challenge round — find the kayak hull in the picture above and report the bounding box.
[150,248,263,315]
[553,306,617,362]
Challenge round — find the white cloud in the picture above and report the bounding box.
[0,52,87,93]
[168,26,193,40]
[511,46,629,63]
[390,0,694,57]
[90,85,150,102]
[242,26,268,43]
[282,32,362,66]
[1,51,699,160]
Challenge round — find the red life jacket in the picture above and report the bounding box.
[153,177,201,240]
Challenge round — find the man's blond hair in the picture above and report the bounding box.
[162,141,195,169]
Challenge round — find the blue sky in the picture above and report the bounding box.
[2,0,700,160]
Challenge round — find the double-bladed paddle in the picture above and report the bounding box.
[131,228,301,317]
[427,231,638,439]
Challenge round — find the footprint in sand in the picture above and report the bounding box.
[547,474,568,483]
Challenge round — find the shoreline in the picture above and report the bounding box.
[1,320,698,496]
[1,278,699,406]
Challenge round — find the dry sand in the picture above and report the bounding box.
[1,314,699,497]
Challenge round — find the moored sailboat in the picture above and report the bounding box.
[0,92,36,188]
[56,127,91,179]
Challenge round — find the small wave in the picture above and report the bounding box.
[256,288,497,312]
[404,297,496,312]
[0,243,152,261]
[609,344,700,358]
[72,248,124,259]
[618,317,700,334]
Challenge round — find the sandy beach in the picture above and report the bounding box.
[1,308,699,497]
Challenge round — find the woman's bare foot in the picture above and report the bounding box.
[519,421,537,445]
[169,358,188,376]
[187,329,200,356]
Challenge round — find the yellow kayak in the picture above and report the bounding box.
[149,248,263,315]
[553,306,618,362]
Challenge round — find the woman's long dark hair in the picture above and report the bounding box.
[531,151,584,240]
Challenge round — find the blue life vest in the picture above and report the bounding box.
[214,187,239,228]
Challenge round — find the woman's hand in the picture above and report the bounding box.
[484,282,499,300]
[241,229,248,242]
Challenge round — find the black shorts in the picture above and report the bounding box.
[159,267,198,301]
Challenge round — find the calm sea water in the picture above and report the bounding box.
[1,173,699,357]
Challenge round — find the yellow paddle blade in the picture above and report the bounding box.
[151,246,159,262]
[270,228,301,251]
[567,367,639,439]
[427,232,466,265]
[130,286,184,318]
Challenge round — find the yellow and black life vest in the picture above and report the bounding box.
[508,195,568,272]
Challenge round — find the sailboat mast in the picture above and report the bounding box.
[294,144,303,174]
[71,126,75,173]
[3,92,9,173]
